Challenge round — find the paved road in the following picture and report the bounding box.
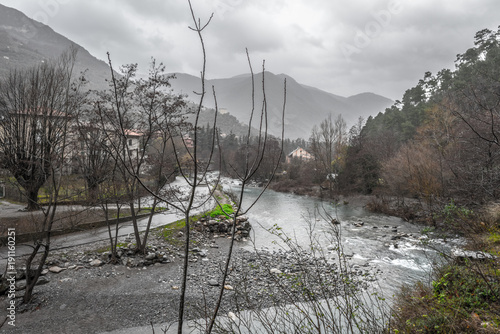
[0,196,214,270]
[0,209,180,269]
[0,201,27,218]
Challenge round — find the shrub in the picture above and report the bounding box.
[391,264,500,333]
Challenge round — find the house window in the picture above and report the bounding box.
[128,139,133,146]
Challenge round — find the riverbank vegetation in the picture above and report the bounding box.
[266,28,500,214]
[388,201,500,333]
[391,263,500,333]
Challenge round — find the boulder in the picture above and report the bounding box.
[228,312,237,321]
[218,222,228,233]
[49,266,66,273]
[208,279,219,286]
[453,249,496,263]
[90,259,103,267]
[36,276,50,286]
[199,250,208,258]
[237,215,248,222]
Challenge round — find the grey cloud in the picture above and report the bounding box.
[1,0,500,101]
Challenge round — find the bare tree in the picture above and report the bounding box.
[0,48,86,302]
[159,4,287,332]
[91,155,128,262]
[0,47,85,211]
[310,114,347,196]
[88,3,286,332]
[92,58,187,253]
[72,113,115,203]
[381,140,444,211]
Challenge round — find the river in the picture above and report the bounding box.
[228,184,462,298]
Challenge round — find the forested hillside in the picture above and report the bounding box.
[341,27,500,207]
[340,27,500,333]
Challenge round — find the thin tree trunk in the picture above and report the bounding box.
[104,202,118,262]
[140,199,157,254]
[129,201,142,251]
[24,203,57,303]
[22,243,41,303]
[178,212,192,334]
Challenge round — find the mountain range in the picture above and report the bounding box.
[168,72,393,139]
[0,3,111,91]
[0,3,393,139]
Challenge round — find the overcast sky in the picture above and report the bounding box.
[2,0,499,100]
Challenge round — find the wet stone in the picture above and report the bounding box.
[49,266,66,273]
[90,259,103,267]
[208,279,219,286]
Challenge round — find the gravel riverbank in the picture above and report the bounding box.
[1,229,244,333]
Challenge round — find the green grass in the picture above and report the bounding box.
[112,211,130,219]
[155,212,202,244]
[432,266,499,310]
[138,206,167,214]
[206,203,234,218]
[489,231,500,243]
[421,226,435,234]
[153,203,234,244]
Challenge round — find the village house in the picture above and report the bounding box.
[286,146,313,164]
[0,109,75,174]
[123,129,143,159]
[182,134,194,149]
